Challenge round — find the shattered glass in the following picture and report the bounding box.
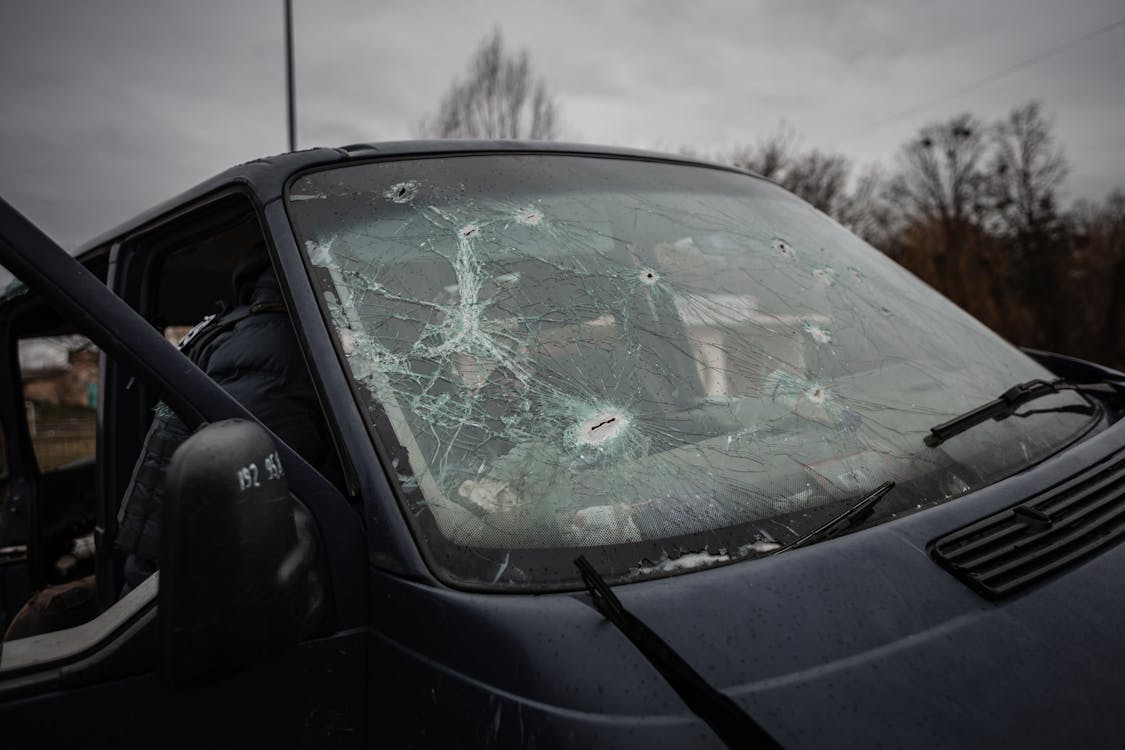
[286,155,1096,588]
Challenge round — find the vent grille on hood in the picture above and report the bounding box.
[931,453,1125,598]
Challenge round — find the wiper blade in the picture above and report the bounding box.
[574,556,780,749]
[923,378,1110,448]
[773,480,896,554]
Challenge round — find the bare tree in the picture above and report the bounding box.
[835,165,896,250]
[421,29,559,140]
[876,114,993,306]
[1053,190,1125,358]
[783,150,851,215]
[987,102,1068,243]
[728,126,800,181]
[886,113,989,239]
[728,127,854,218]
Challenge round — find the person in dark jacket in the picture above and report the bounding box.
[115,247,335,593]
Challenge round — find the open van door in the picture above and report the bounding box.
[0,197,368,746]
[0,249,108,638]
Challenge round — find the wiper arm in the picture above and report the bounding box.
[773,480,896,554]
[923,378,1109,448]
[574,556,780,749]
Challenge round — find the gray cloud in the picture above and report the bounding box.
[0,0,1122,261]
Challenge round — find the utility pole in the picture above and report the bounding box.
[285,0,296,151]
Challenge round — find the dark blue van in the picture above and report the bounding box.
[1,142,1123,748]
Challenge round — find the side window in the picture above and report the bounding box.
[14,335,100,595]
[142,203,344,493]
[0,315,172,650]
[0,329,183,647]
[111,199,339,610]
[0,256,111,646]
[18,336,98,472]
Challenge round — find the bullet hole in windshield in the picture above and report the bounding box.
[772,238,794,257]
[575,410,629,446]
[515,207,543,226]
[385,181,420,204]
[812,267,837,286]
[803,322,832,344]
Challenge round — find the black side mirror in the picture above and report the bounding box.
[158,419,316,687]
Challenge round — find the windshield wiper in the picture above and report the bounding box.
[772,480,896,554]
[574,556,780,749]
[923,378,1112,448]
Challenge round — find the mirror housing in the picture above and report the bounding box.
[159,419,319,687]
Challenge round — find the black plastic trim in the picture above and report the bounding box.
[931,448,1125,598]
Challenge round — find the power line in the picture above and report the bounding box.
[841,15,1125,141]
[285,0,296,152]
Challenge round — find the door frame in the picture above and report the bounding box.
[0,195,367,635]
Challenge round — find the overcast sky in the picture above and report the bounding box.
[1,0,1123,255]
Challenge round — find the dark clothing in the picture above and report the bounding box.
[116,268,333,590]
[114,402,192,562]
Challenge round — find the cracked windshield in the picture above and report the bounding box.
[288,155,1094,588]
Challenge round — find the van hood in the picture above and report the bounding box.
[368,418,1125,748]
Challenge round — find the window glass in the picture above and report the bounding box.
[289,155,1096,589]
[19,335,98,472]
